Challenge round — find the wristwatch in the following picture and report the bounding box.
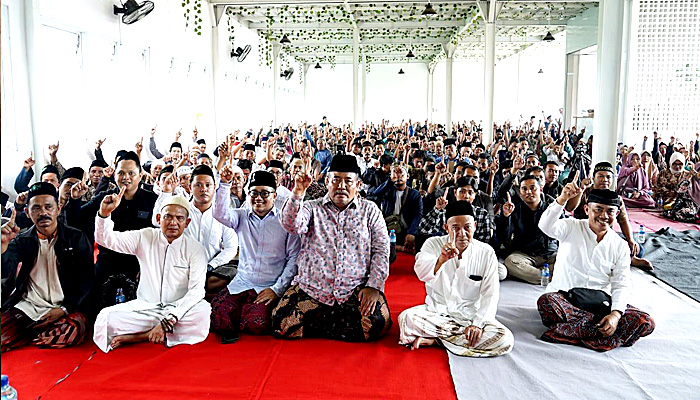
[60,306,68,315]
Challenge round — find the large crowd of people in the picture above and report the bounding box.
[2,116,698,357]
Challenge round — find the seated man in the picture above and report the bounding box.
[1,183,94,352]
[399,201,513,356]
[537,181,655,351]
[273,154,392,342]
[543,161,563,198]
[152,165,239,296]
[497,175,559,284]
[211,170,300,342]
[93,191,210,352]
[267,160,292,210]
[370,164,423,256]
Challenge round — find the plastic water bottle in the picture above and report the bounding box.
[115,288,125,304]
[540,264,550,288]
[389,230,397,244]
[637,225,646,244]
[656,197,663,210]
[1,375,18,400]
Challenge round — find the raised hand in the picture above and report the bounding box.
[559,171,582,203]
[99,186,126,218]
[192,126,198,140]
[48,141,60,159]
[292,159,313,196]
[1,208,21,253]
[435,189,449,210]
[70,178,89,200]
[218,142,230,160]
[24,152,36,170]
[502,192,515,217]
[135,137,144,154]
[104,163,115,178]
[220,165,233,184]
[439,230,459,263]
[150,125,157,138]
[96,138,107,150]
[15,191,29,207]
[161,172,179,194]
[175,129,182,142]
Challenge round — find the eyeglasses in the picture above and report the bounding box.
[249,190,274,199]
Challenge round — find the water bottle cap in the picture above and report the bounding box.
[1,375,8,386]
[390,229,395,233]
[543,263,549,268]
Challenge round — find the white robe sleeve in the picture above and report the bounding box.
[538,201,572,241]
[207,224,238,268]
[213,183,240,229]
[95,215,142,255]
[610,243,632,313]
[470,249,500,328]
[170,241,207,321]
[414,237,444,284]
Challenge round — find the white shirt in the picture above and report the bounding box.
[95,215,207,321]
[15,237,64,321]
[356,156,377,175]
[151,193,239,268]
[538,201,631,312]
[275,185,292,211]
[414,236,500,328]
[394,190,404,215]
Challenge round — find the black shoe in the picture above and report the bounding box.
[220,331,239,344]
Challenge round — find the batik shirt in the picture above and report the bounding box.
[279,193,390,305]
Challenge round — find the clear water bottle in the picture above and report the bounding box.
[1,375,18,400]
[637,225,646,244]
[656,197,663,210]
[115,288,125,304]
[389,229,396,244]
[540,263,550,288]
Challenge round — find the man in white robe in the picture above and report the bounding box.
[399,201,513,357]
[93,189,210,352]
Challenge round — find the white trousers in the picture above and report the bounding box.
[398,304,513,357]
[93,299,211,353]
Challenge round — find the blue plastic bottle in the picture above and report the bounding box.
[1,375,18,400]
[389,230,397,244]
[115,288,125,304]
[540,263,550,287]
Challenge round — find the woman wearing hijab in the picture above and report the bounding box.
[617,152,655,208]
[654,152,687,207]
[641,151,659,186]
[663,160,700,222]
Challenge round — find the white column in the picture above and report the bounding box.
[272,44,280,127]
[361,51,367,127]
[443,43,456,136]
[483,20,496,146]
[352,28,360,130]
[564,53,580,130]
[593,0,626,166]
[616,0,634,145]
[24,0,44,173]
[428,64,435,122]
[209,17,220,143]
[303,63,310,122]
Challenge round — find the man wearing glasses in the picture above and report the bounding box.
[212,169,300,344]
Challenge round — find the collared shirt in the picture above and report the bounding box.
[539,202,631,312]
[151,193,238,268]
[418,205,493,243]
[356,156,377,175]
[95,215,207,321]
[414,236,500,328]
[279,193,390,305]
[15,237,63,321]
[213,183,300,296]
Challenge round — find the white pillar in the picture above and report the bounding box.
[272,44,280,127]
[361,52,367,128]
[593,0,626,166]
[616,0,634,145]
[483,20,496,146]
[428,64,435,122]
[564,53,580,130]
[443,43,456,136]
[209,17,220,143]
[303,63,310,123]
[352,28,360,131]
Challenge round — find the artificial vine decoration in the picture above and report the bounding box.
[181,0,203,35]
[226,8,235,48]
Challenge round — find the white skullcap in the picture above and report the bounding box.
[160,194,190,215]
[176,166,194,177]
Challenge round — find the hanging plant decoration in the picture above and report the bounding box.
[181,0,203,35]
[226,8,235,48]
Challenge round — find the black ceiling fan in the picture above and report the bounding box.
[231,45,252,62]
[280,68,295,80]
[113,0,154,25]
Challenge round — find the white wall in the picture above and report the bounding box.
[566,7,598,55]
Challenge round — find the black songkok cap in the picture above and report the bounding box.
[329,154,361,174]
[445,201,474,221]
[90,159,109,169]
[170,142,182,150]
[243,144,256,152]
[61,167,84,183]
[116,151,140,166]
[362,141,372,148]
[374,140,384,146]
[0,191,8,208]
[456,176,478,189]
[426,164,436,173]
[268,160,284,170]
[142,161,152,174]
[594,161,615,175]
[444,138,456,146]
[410,143,420,149]
[379,154,394,166]
[197,153,211,160]
[191,164,215,180]
[587,189,621,207]
[158,165,174,181]
[196,139,206,145]
[248,170,277,189]
[27,182,58,203]
[40,165,60,178]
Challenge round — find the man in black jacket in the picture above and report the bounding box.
[496,175,560,284]
[1,182,94,352]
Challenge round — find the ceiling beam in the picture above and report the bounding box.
[211,0,597,5]
[288,35,545,46]
[245,19,567,30]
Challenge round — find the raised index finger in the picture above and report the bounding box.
[506,192,511,204]
[572,170,580,183]
[117,185,127,198]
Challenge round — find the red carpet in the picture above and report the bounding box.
[625,208,699,232]
[1,253,457,400]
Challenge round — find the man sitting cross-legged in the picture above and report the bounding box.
[537,176,655,351]
[272,154,392,342]
[399,201,513,357]
[93,190,210,352]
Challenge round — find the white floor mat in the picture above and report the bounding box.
[447,270,700,400]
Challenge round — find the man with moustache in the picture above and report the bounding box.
[152,165,239,296]
[537,182,655,351]
[212,170,300,343]
[399,201,513,357]
[93,192,210,352]
[370,164,423,256]
[497,175,560,284]
[1,183,94,352]
[273,154,392,342]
